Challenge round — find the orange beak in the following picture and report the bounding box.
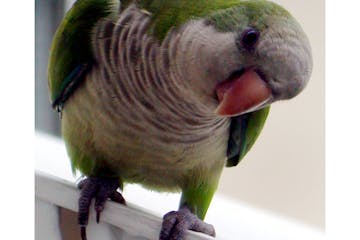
[215,70,272,116]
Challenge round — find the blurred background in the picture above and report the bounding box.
[35,0,324,230]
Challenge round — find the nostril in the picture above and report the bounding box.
[241,28,260,50]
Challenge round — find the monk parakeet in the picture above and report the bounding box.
[48,0,312,239]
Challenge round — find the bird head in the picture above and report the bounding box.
[171,0,312,116]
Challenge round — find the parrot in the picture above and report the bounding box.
[48,0,312,239]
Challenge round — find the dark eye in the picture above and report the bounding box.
[241,28,260,49]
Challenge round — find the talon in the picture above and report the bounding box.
[160,211,178,240]
[96,208,102,223]
[81,226,87,240]
[159,206,215,240]
[95,204,105,223]
[77,178,89,190]
[110,191,127,205]
[77,177,125,239]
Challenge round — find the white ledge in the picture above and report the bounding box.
[35,131,324,240]
[35,171,213,240]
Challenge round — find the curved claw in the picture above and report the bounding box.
[81,226,87,240]
[77,178,88,190]
[110,191,126,205]
[160,206,216,240]
[95,207,103,223]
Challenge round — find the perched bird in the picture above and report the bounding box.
[48,0,312,239]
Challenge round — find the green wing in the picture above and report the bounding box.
[48,0,120,110]
[227,106,270,167]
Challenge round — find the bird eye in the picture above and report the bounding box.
[241,28,260,49]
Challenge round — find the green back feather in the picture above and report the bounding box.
[48,0,119,104]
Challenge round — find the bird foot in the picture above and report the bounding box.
[159,206,216,240]
[77,176,126,240]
